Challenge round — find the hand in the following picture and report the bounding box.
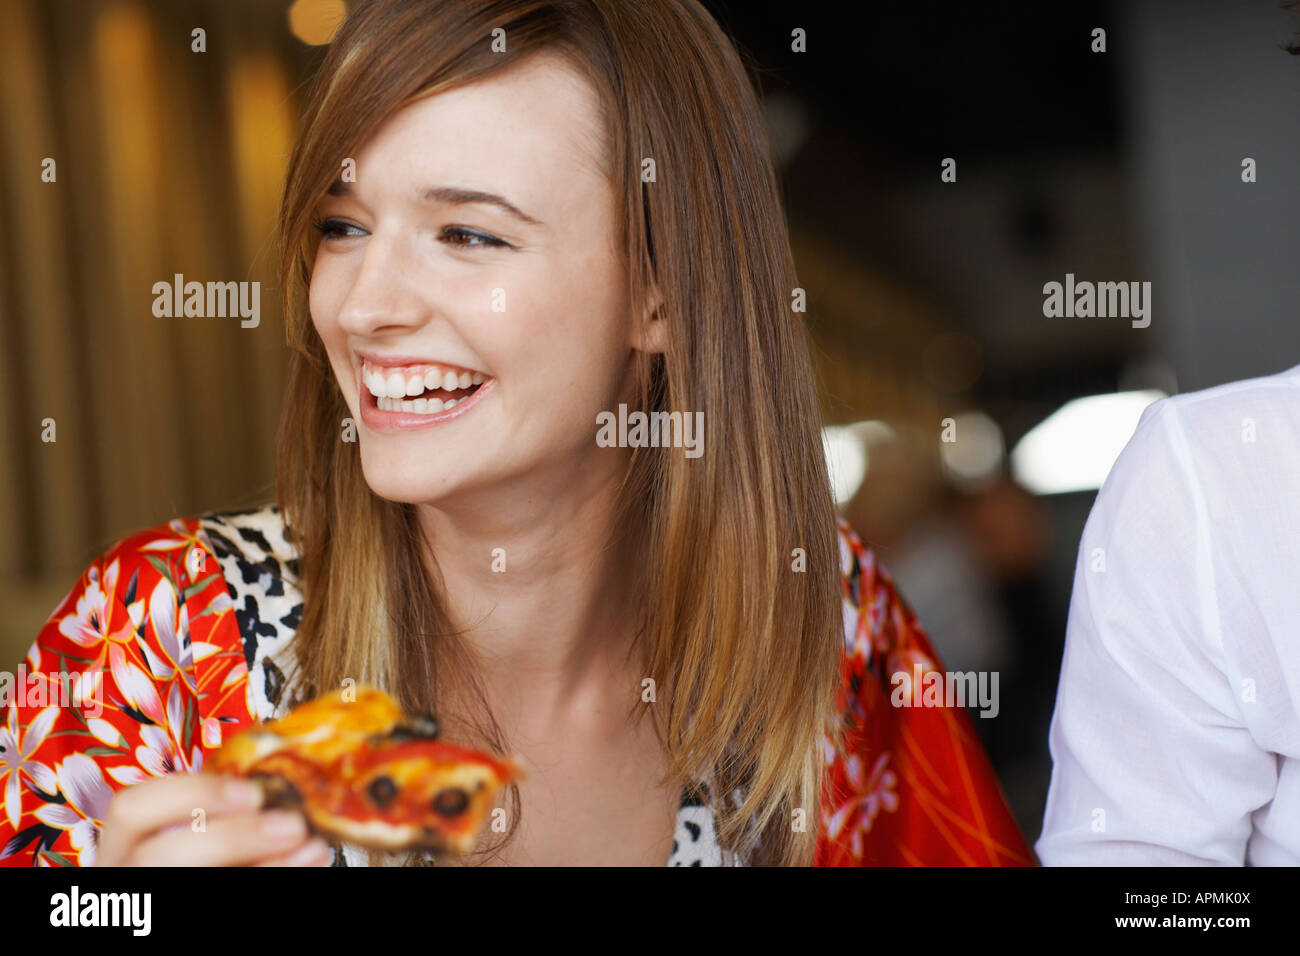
[94,772,332,867]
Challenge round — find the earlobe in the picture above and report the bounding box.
[640,309,668,354]
[633,289,668,354]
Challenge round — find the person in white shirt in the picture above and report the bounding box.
[1037,363,1300,865]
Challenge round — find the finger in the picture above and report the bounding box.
[131,809,311,867]
[253,837,336,867]
[99,773,263,863]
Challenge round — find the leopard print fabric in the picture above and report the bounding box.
[197,505,741,867]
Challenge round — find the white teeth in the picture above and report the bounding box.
[379,392,449,416]
[444,399,458,409]
[363,361,488,408]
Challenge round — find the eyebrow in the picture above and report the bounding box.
[325,180,543,226]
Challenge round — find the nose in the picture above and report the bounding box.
[333,227,431,338]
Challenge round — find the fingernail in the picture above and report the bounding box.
[286,839,331,866]
[224,778,264,810]
[262,810,307,840]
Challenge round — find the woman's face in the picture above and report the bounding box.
[309,53,655,508]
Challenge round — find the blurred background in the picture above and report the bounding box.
[1,0,1298,848]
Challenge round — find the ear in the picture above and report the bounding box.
[630,285,667,354]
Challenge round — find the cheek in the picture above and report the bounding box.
[508,299,623,404]
[306,265,358,403]
[307,266,344,343]
[509,256,627,378]
[493,278,628,451]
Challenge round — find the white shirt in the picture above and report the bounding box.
[1037,363,1300,865]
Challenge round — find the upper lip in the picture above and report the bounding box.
[354,350,488,375]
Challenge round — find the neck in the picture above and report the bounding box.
[414,449,646,737]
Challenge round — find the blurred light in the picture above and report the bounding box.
[289,0,347,46]
[1011,390,1167,495]
[939,410,1004,491]
[1119,356,1179,397]
[226,54,294,259]
[826,418,899,504]
[822,424,874,506]
[856,420,897,447]
[822,420,897,505]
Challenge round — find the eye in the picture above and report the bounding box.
[440,226,509,249]
[313,218,366,239]
[432,787,470,817]
[368,776,398,808]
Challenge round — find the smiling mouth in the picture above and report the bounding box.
[361,360,489,414]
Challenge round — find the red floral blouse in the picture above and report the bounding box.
[0,508,1033,866]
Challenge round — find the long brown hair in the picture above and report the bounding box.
[276,0,845,866]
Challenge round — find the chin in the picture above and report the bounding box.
[358,454,461,506]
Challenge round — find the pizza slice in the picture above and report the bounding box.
[211,685,517,854]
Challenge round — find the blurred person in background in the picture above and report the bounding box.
[847,428,1056,841]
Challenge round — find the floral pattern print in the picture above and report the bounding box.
[0,520,250,866]
[0,513,1033,866]
[817,519,1033,865]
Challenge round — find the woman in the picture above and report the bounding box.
[0,0,1030,867]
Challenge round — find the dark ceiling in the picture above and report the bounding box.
[699,0,1121,168]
